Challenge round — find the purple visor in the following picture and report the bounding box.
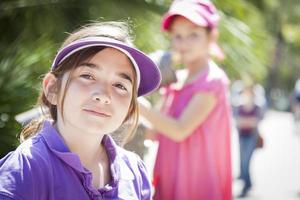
[51,37,161,96]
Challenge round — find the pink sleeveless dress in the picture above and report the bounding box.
[153,62,232,200]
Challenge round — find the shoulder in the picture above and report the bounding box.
[0,134,51,199]
[116,147,152,199]
[1,134,50,171]
[193,62,230,99]
[206,61,229,85]
[117,147,149,175]
[10,134,50,167]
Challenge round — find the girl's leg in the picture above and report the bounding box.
[238,134,257,196]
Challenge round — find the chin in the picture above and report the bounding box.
[77,116,125,134]
[181,58,195,65]
[180,53,193,62]
[89,122,122,134]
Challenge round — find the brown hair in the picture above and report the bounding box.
[20,22,139,145]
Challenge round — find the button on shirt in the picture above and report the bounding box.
[0,121,151,200]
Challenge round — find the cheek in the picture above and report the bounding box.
[58,81,86,110]
[172,42,182,51]
[115,95,132,118]
[190,41,210,55]
[199,38,211,49]
[121,97,132,112]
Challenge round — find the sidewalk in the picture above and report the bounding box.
[233,110,300,199]
[143,110,300,200]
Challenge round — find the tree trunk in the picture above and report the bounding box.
[266,30,285,107]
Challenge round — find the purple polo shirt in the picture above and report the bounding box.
[0,121,151,200]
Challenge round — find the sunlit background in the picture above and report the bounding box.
[1,0,300,199]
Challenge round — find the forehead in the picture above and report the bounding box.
[90,48,134,70]
[170,16,206,32]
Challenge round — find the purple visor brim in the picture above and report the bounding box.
[51,37,161,96]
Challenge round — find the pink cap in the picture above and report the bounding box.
[162,0,220,30]
[162,0,225,60]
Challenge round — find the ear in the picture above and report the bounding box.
[209,28,219,43]
[209,29,225,60]
[43,73,59,105]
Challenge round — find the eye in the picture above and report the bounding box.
[172,34,182,41]
[80,73,95,80]
[114,83,128,91]
[189,32,199,39]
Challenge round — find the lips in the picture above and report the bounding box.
[83,109,111,118]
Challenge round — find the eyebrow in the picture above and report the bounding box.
[79,62,133,83]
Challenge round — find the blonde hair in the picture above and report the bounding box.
[20,22,139,145]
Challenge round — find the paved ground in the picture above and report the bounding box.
[233,110,300,200]
[143,110,300,200]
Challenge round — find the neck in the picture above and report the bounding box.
[185,57,209,74]
[55,121,105,166]
[55,119,111,189]
[183,57,209,83]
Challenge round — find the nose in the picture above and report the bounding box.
[173,38,188,53]
[92,92,111,104]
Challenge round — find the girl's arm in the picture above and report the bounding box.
[139,92,216,142]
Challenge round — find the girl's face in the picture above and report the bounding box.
[242,88,255,106]
[54,47,135,135]
[170,16,212,65]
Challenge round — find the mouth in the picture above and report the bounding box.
[83,109,111,118]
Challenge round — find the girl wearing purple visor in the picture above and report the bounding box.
[139,0,232,199]
[0,22,161,200]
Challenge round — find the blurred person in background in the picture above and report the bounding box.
[231,80,267,116]
[235,84,264,197]
[138,0,232,199]
[291,79,300,133]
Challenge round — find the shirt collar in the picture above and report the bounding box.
[39,120,123,184]
[40,120,86,173]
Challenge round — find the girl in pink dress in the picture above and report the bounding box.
[139,1,232,199]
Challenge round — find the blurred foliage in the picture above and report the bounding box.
[215,0,270,81]
[245,0,300,91]
[1,0,300,157]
